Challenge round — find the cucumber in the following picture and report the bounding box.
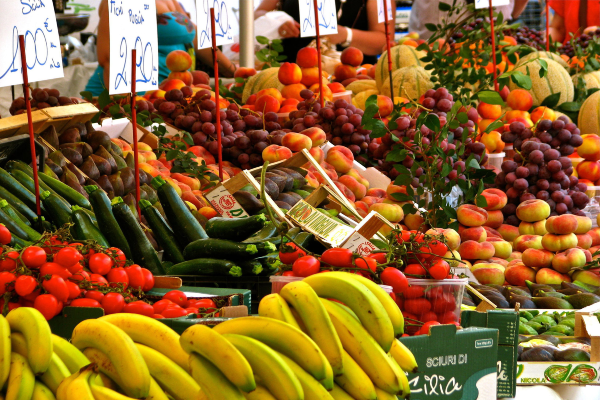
[0,167,42,213]
[140,199,185,264]
[238,260,263,275]
[11,169,71,208]
[39,171,91,209]
[40,191,72,227]
[0,208,30,240]
[0,200,41,242]
[0,186,38,222]
[152,176,207,247]
[242,222,278,243]
[254,253,282,275]
[112,197,165,275]
[166,258,242,277]
[205,215,268,241]
[183,238,259,261]
[71,205,110,247]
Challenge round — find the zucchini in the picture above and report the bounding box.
[140,199,185,264]
[0,167,42,213]
[256,241,277,256]
[85,186,132,259]
[81,208,98,227]
[71,205,110,247]
[183,238,259,261]
[292,232,314,249]
[10,234,32,249]
[0,199,30,226]
[0,208,30,240]
[205,215,268,241]
[39,171,91,209]
[0,200,41,242]
[265,226,301,247]
[112,197,165,275]
[255,253,281,275]
[152,176,207,247]
[7,161,67,203]
[238,260,263,275]
[242,222,278,243]
[11,169,71,208]
[40,191,72,227]
[166,258,242,277]
[0,186,38,222]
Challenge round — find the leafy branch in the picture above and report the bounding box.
[256,36,286,69]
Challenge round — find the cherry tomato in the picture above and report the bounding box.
[0,225,11,245]
[320,248,353,268]
[108,248,126,268]
[54,247,83,269]
[153,299,175,314]
[397,230,424,244]
[153,314,165,319]
[161,306,189,318]
[380,267,409,293]
[404,298,432,315]
[124,265,145,290]
[85,290,105,303]
[102,292,126,314]
[420,238,448,260]
[65,281,81,300]
[22,288,41,301]
[39,262,71,280]
[404,264,427,277]
[42,236,65,254]
[282,270,296,276]
[354,256,377,275]
[163,290,188,308]
[42,275,69,303]
[0,251,19,272]
[428,259,450,280]
[89,273,108,287]
[71,270,91,282]
[279,243,307,265]
[418,311,438,323]
[431,293,457,314]
[420,320,441,334]
[22,246,47,269]
[56,301,64,315]
[191,299,217,309]
[292,256,320,277]
[89,253,114,275]
[34,294,59,320]
[403,285,425,299]
[83,248,97,261]
[15,275,37,296]
[67,262,83,274]
[370,252,388,265]
[106,268,129,289]
[123,301,154,317]
[140,268,155,291]
[185,307,199,315]
[70,298,101,307]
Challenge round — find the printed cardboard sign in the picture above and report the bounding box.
[341,231,378,255]
[196,0,234,49]
[287,199,354,247]
[299,0,338,37]
[377,0,394,23]
[205,184,249,218]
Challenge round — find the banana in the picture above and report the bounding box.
[289,308,308,332]
[134,343,202,400]
[51,335,90,374]
[279,281,344,375]
[213,316,329,382]
[95,373,120,392]
[389,339,418,374]
[258,294,301,330]
[72,319,150,399]
[374,387,398,400]
[342,272,404,336]
[0,315,11,391]
[304,272,395,352]
[329,384,354,400]
[6,307,53,374]
[65,366,95,400]
[99,314,189,372]
[242,384,277,400]
[180,325,255,393]
[6,352,35,400]
[188,353,245,400]
[147,376,170,400]
[222,334,303,400]
[90,376,136,400]
[56,369,80,400]
[320,299,402,394]
[320,360,334,391]
[334,350,376,400]
[388,354,410,399]
[276,352,333,400]
[32,381,56,400]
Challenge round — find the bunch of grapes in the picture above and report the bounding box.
[10,88,82,115]
[447,18,485,46]
[497,117,588,224]
[503,27,545,50]
[558,31,600,57]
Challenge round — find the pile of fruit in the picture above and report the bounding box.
[519,335,593,366]
[10,87,84,115]
[519,310,580,336]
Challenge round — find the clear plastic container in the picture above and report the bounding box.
[486,152,505,169]
[276,112,291,123]
[332,90,352,104]
[270,275,394,294]
[503,144,514,161]
[571,157,584,170]
[586,185,600,199]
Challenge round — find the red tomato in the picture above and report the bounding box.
[428,260,450,280]
[354,256,377,274]
[152,299,174,314]
[420,238,448,260]
[380,267,409,293]
[0,225,11,245]
[67,262,84,274]
[89,253,114,275]
[84,290,105,303]
[106,268,129,289]
[397,230,424,244]
[124,265,145,290]
[163,290,188,308]
[153,314,165,319]
[0,251,19,272]
[140,268,155,291]
[431,293,457,314]
[89,274,108,287]
[22,246,47,269]
[292,256,320,277]
[102,292,126,314]
[420,320,441,334]
[282,271,296,276]
[437,311,458,323]
[22,288,41,301]
[161,306,189,318]
[279,243,307,265]
[39,262,71,279]
[185,307,199,314]
[42,236,65,254]
[403,285,425,299]
[404,298,432,315]
[191,299,217,309]
[15,275,37,296]
[71,270,91,282]
[123,301,154,317]
[370,252,388,265]
[418,311,438,323]
[404,264,427,277]
[108,248,126,268]
[34,294,59,320]
[65,281,81,300]
[54,247,83,269]
[70,298,101,307]
[42,275,69,303]
[320,248,353,268]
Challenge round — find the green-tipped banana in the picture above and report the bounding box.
[335,350,377,400]
[0,315,11,391]
[188,353,245,400]
[277,352,333,400]
[6,352,36,400]
[258,293,302,330]
[51,335,90,374]
[6,307,53,374]
[32,381,56,400]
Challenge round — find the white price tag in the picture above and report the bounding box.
[299,0,338,38]
[474,0,510,9]
[196,0,234,49]
[377,0,394,23]
[108,0,159,95]
[0,1,64,88]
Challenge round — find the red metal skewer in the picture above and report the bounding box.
[489,0,498,92]
[18,35,42,221]
[131,48,141,217]
[383,0,394,100]
[312,0,324,108]
[545,1,550,51]
[210,7,223,181]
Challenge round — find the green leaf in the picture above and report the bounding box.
[511,71,532,90]
[424,114,440,133]
[485,120,504,133]
[540,93,561,108]
[79,91,93,102]
[98,89,111,111]
[457,112,468,124]
[466,157,480,169]
[559,101,581,112]
[477,90,505,105]
[438,2,451,11]
[475,195,488,208]
[441,163,452,177]
[538,59,548,77]
[391,192,413,202]
[256,36,269,45]
[256,52,267,62]
[425,23,437,31]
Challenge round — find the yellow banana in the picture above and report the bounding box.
[51,335,90,374]
[90,376,136,400]
[388,354,410,399]
[6,307,53,374]
[375,387,398,400]
[334,350,377,400]
[180,324,255,393]
[134,343,202,400]
[56,369,80,400]
[213,316,329,382]
[0,315,11,391]
[279,281,344,375]
[147,377,170,400]
[65,366,95,400]
[242,384,277,400]
[223,334,303,400]
[95,372,120,392]
[289,308,308,333]
[329,384,354,400]
[72,319,150,399]
[188,353,245,400]
[304,272,394,352]
[389,339,418,374]
[6,352,35,400]
[99,314,189,372]
[320,361,334,391]
[258,294,301,330]
[320,299,402,394]
[276,352,333,400]
[32,381,56,400]
[342,272,404,336]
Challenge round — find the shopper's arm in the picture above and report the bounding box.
[549,13,566,43]
[196,48,237,78]
[255,0,279,19]
[512,0,529,19]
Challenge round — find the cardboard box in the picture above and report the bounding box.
[37,103,99,133]
[340,210,395,254]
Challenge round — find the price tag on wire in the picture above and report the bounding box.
[474,0,509,9]
[108,0,159,95]
[196,0,234,49]
[0,0,64,87]
[377,0,394,23]
[299,0,338,37]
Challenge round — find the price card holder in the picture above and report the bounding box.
[474,0,509,8]
[196,0,234,49]
[340,210,395,255]
[299,0,338,37]
[377,0,394,23]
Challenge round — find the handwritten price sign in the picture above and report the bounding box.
[377,0,394,23]
[299,0,338,38]
[196,0,234,49]
[474,0,509,9]
[108,0,158,95]
[0,0,64,88]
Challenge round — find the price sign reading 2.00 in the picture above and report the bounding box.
[108,0,158,95]
[299,0,338,38]
[196,0,234,49]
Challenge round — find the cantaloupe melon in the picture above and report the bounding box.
[380,66,433,100]
[572,71,600,91]
[346,80,378,95]
[508,59,574,106]
[241,68,284,103]
[516,51,569,69]
[578,90,600,135]
[375,45,427,89]
[352,90,379,110]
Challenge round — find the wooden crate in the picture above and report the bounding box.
[0,111,49,139]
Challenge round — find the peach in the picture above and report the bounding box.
[328,82,346,93]
[497,224,520,242]
[480,188,508,211]
[192,70,210,85]
[477,102,502,120]
[471,262,505,273]
[546,215,579,235]
[309,147,325,164]
[488,257,510,267]
[165,50,192,72]
[335,64,357,82]
[461,226,487,242]
[282,98,300,107]
[505,109,531,123]
[516,199,551,222]
[505,263,537,287]
[552,248,587,273]
[367,188,387,199]
[278,62,303,85]
[281,83,307,102]
[458,240,495,260]
[444,250,462,268]
[340,47,364,67]
[325,146,354,174]
[481,210,502,229]
[170,173,200,191]
[530,106,556,123]
[198,206,218,220]
[346,169,369,189]
[577,233,593,249]
[376,95,394,118]
[589,227,600,246]
[369,203,404,223]
[234,67,257,79]
[513,235,543,253]
[296,47,318,68]
[535,267,568,285]
[181,191,202,209]
[256,88,284,104]
[355,201,369,216]
[334,181,356,203]
[506,89,533,111]
[300,127,327,148]
[519,220,548,236]
[168,71,193,86]
[159,78,186,92]
[309,83,333,102]
[188,146,216,165]
[575,215,592,234]
[254,95,281,113]
[138,162,161,178]
[361,196,381,206]
[577,134,600,161]
[456,204,488,227]
[472,266,506,286]
[487,237,513,259]
[507,251,523,262]
[305,170,319,187]
[577,161,600,181]
[427,228,461,251]
[483,226,502,239]
[111,138,133,152]
[404,213,425,230]
[262,145,293,163]
[541,233,578,252]
[521,248,554,269]
[338,175,367,200]
[164,177,183,196]
[572,270,600,286]
[301,67,321,87]
[282,132,312,152]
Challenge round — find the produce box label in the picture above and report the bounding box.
[497,346,517,397]
[205,185,249,219]
[341,231,378,255]
[517,362,600,385]
[288,200,354,247]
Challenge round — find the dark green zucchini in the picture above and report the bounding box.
[0,200,41,242]
[238,260,263,275]
[0,186,38,222]
[166,258,242,277]
[140,199,185,264]
[205,215,268,241]
[40,191,72,227]
[242,222,278,243]
[8,161,68,204]
[39,171,91,209]
[0,167,41,212]
[291,232,314,249]
[0,199,30,226]
[11,169,71,209]
[0,208,29,240]
[71,205,110,247]
[256,241,277,256]
[255,253,282,275]
[10,234,32,249]
[183,238,259,261]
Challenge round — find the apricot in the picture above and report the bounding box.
[477,102,502,120]
[254,95,281,113]
[168,71,193,86]
[159,79,186,92]
[234,67,257,79]
[334,64,357,82]
[506,89,533,111]
[278,62,303,85]
[328,82,346,93]
[530,106,556,123]
[309,83,333,102]
[377,95,394,118]
[301,67,321,87]
[480,130,504,153]
[296,47,318,68]
[340,47,364,67]
[262,145,293,163]
[165,50,192,72]
[256,88,283,104]
[281,84,307,102]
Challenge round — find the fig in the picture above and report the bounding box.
[49,151,67,168]
[85,121,95,134]
[74,122,87,138]
[66,163,85,185]
[109,149,127,170]
[110,142,123,156]
[96,175,114,198]
[61,147,83,166]
[119,167,135,194]
[45,158,62,177]
[40,126,59,149]
[108,172,124,197]
[124,152,135,169]
[60,142,93,159]
[59,127,81,144]
[61,167,88,198]
[85,131,111,152]
[80,157,100,180]
[89,155,112,176]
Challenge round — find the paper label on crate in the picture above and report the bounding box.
[475,0,510,9]
[205,185,249,219]
[341,231,378,255]
[516,361,600,385]
[288,200,353,247]
[377,0,394,23]
[299,0,338,38]
[196,0,234,49]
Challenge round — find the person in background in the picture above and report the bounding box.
[85,0,236,96]
[254,0,395,65]
[548,0,600,44]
